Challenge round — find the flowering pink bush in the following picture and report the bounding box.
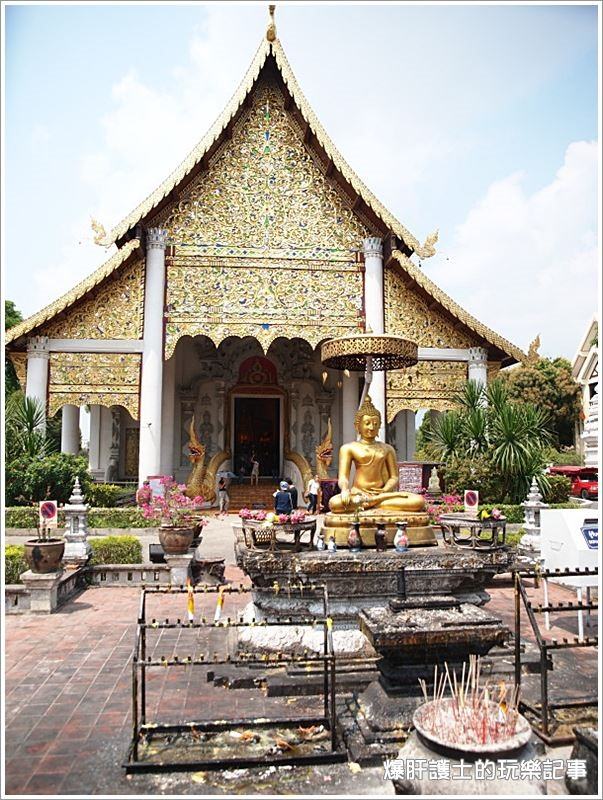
[140,476,208,528]
[238,508,307,524]
[426,494,463,524]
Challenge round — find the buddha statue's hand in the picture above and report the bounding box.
[339,488,351,507]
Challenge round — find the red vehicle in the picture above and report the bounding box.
[549,466,598,500]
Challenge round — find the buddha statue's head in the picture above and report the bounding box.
[354,395,381,441]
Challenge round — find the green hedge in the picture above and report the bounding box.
[89,536,142,566]
[4,506,154,529]
[5,545,27,584]
[85,484,123,508]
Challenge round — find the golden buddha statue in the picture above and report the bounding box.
[323,396,436,547]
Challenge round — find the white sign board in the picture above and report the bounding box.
[541,509,599,588]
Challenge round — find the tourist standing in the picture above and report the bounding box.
[306,474,320,514]
[288,479,298,509]
[250,455,260,486]
[217,476,229,517]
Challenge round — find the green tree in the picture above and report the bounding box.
[499,357,581,447]
[427,380,553,503]
[5,300,23,398]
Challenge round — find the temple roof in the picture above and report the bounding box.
[5,239,140,345]
[6,19,525,365]
[99,35,439,259]
[389,250,525,366]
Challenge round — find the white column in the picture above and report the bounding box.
[342,371,359,443]
[88,405,102,478]
[25,336,49,429]
[468,347,488,386]
[138,227,168,484]
[363,237,386,435]
[405,410,417,461]
[60,405,80,454]
[160,355,176,476]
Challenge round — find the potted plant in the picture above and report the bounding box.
[24,520,65,573]
[140,477,208,555]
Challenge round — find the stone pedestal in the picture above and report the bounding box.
[323,510,436,547]
[20,570,64,613]
[565,726,598,795]
[164,552,194,586]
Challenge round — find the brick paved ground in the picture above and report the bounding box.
[3,556,598,795]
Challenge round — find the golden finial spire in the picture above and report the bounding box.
[266,4,277,42]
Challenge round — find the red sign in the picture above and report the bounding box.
[39,500,58,528]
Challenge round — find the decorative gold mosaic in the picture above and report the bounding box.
[103,37,437,262]
[48,352,141,419]
[387,360,468,419]
[165,257,363,357]
[8,352,27,389]
[388,251,526,363]
[43,258,145,340]
[385,267,478,349]
[125,428,140,477]
[156,83,370,253]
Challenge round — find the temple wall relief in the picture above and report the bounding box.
[48,352,141,420]
[42,259,145,340]
[153,82,368,357]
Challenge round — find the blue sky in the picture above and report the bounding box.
[3,2,600,358]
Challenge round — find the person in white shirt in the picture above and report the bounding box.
[306,475,320,514]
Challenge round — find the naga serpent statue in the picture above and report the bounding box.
[315,418,333,479]
[184,416,217,504]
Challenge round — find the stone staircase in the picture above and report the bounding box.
[226,481,279,511]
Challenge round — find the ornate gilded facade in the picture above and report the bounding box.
[48,352,141,420]
[44,258,145,340]
[158,83,368,356]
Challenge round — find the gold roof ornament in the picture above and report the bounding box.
[266,4,277,42]
[91,217,108,247]
[524,334,541,365]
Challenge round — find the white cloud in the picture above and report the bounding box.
[425,141,599,359]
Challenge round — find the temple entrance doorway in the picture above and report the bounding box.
[233,396,281,479]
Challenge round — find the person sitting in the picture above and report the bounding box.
[273,481,293,515]
[328,395,425,515]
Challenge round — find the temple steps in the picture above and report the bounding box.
[226,482,280,511]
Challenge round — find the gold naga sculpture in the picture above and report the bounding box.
[90,217,108,246]
[524,334,541,365]
[323,395,435,547]
[184,416,217,504]
[315,418,333,479]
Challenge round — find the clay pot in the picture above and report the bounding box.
[158,526,195,555]
[347,522,363,552]
[24,538,65,573]
[375,524,387,552]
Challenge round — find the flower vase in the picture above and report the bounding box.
[375,523,387,552]
[393,521,409,552]
[347,521,363,552]
[316,530,326,551]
